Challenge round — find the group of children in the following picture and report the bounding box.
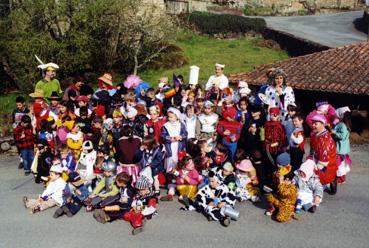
[14,65,353,235]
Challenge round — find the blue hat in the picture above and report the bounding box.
[276,152,291,166]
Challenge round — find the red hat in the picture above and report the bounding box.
[269,107,280,116]
[76,95,89,102]
[222,107,237,120]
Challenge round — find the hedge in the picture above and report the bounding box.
[188,12,266,34]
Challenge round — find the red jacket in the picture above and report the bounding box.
[14,124,35,150]
[264,120,286,155]
[217,120,242,143]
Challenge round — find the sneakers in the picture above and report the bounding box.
[63,205,73,217]
[221,217,231,227]
[53,208,65,218]
[265,207,275,216]
[31,206,40,214]
[24,170,31,176]
[132,226,144,235]
[308,205,317,213]
[160,194,173,201]
[22,196,28,208]
[154,190,161,197]
[178,195,190,208]
[329,178,338,195]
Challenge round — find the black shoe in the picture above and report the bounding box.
[221,217,231,227]
[132,227,144,235]
[308,205,317,213]
[53,208,65,218]
[329,178,338,195]
[62,205,73,217]
[18,162,24,169]
[24,170,31,176]
[93,209,107,224]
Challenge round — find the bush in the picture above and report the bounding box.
[188,12,266,35]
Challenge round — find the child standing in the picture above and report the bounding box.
[264,107,286,157]
[23,164,66,214]
[289,113,306,172]
[181,104,197,140]
[13,115,35,175]
[196,101,218,143]
[332,107,352,184]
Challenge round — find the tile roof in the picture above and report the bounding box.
[228,42,369,95]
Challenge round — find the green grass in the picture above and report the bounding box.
[140,30,288,86]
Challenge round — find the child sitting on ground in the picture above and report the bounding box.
[23,164,66,214]
[216,162,237,192]
[93,172,134,223]
[123,175,157,235]
[292,159,323,216]
[235,159,260,202]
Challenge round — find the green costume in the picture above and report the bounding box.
[35,79,62,100]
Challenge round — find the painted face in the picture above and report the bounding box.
[167,112,178,123]
[270,114,279,121]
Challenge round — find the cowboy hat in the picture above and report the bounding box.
[98,73,113,86]
[47,91,61,101]
[29,89,45,98]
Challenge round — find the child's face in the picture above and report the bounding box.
[185,159,194,171]
[93,122,102,129]
[288,110,296,117]
[186,108,194,117]
[224,101,233,109]
[209,177,219,189]
[312,121,324,133]
[167,112,178,123]
[71,125,80,133]
[298,170,306,179]
[293,117,303,128]
[201,143,211,153]
[113,116,122,124]
[196,100,204,108]
[150,111,159,121]
[116,181,127,188]
[138,188,149,197]
[60,149,69,159]
[140,89,146,97]
[50,172,60,181]
[59,105,67,113]
[180,89,186,97]
[251,111,261,119]
[147,91,155,99]
[215,148,225,157]
[16,102,25,110]
[51,100,58,106]
[204,106,212,115]
[271,114,279,121]
[187,95,195,102]
[239,101,248,111]
[222,169,232,176]
[104,171,113,177]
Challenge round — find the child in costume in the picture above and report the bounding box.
[289,113,305,172]
[216,162,237,192]
[60,145,77,172]
[86,159,119,211]
[292,159,323,216]
[98,118,115,158]
[35,139,54,184]
[196,101,218,143]
[264,107,286,157]
[135,135,164,196]
[23,164,66,214]
[66,121,83,159]
[145,105,166,143]
[187,171,237,227]
[160,107,187,201]
[282,104,298,144]
[93,172,134,223]
[75,140,96,184]
[235,159,260,202]
[123,176,157,235]
[208,143,230,172]
[175,154,202,200]
[332,107,352,184]
[111,109,124,147]
[236,96,250,125]
[181,104,197,140]
[116,126,142,185]
[53,171,90,218]
[13,115,35,175]
[217,107,242,161]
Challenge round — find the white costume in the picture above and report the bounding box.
[205,74,229,91]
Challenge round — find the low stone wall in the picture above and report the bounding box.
[0,136,18,155]
[262,27,330,56]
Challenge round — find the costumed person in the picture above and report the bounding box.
[235,159,260,202]
[134,135,164,196]
[63,75,84,101]
[289,113,306,172]
[53,171,90,218]
[181,104,197,140]
[292,159,323,217]
[116,126,142,185]
[196,101,219,144]
[160,107,187,201]
[184,171,237,227]
[99,118,115,158]
[145,105,166,143]
[23,164,66,214]
[216,162,237,193]
[93,172,134,223]
[234,81,252,104]
[306,101,337,129]
[31,94,58,132]
[205,63,229,91]
[254,68,275,107]
[34,139,54,184]
[94,73,116,97]
[282,103,298,144]
[47,91,62,116]
[75,140,97,186]
[111,109,124,147]
[264,68,295,119]
[309,113,338,194]
[217,106,242,161]
[123,175,157,235]
[236,96,250,125]
[205,79,223,106]
[332,107,352,184]
[34,59,62,100]
[13,115,36,176]
[66,121,84,160]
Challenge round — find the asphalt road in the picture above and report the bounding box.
[263,11,367,48]
[1,145,369,248]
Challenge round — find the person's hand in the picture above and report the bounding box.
[314,196,321,205]
[89,193,97,198]
[140,145,147,150]
[271,142,279,147]
[230,136,236,142]
[217,202,225,208]
[120,197,128,203]
[224,130,230,135]
[208,202,216,207]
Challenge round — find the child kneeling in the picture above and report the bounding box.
[23,164,66,214]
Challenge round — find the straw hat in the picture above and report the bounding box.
[29,89,45,98]
[98,73,113,86]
